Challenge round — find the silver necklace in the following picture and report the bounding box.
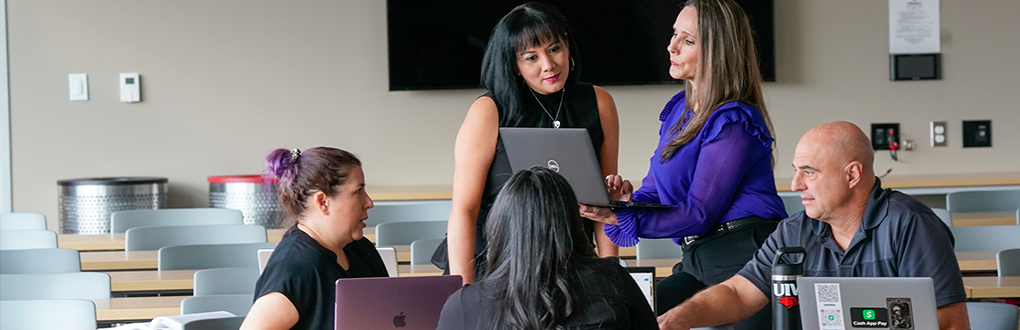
[530,88,565,129]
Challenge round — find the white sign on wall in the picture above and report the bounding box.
[889,0,940,54]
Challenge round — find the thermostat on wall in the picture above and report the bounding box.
[890,54,940,81]
[119,73,140,103]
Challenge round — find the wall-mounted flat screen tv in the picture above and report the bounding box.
[387,0,774,91]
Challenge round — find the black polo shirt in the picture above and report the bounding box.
[736,178,967,307]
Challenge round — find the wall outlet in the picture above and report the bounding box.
[930,121,947,147]
[871,123,900,150]
[962,120,991,148]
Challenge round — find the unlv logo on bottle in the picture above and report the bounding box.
[773,283,799,309]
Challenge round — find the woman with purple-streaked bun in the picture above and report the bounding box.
[241,147,389,330]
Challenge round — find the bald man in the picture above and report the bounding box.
[658,122,969,330]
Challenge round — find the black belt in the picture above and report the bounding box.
[679,216,779,250]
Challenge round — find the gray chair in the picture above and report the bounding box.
[966,302,1019,330]
[1016,208,1019,225]
[364,201,452,227]
[158,242,278,271]
[0,300,96,330]
[930,208,953,227]
[111,208,244,233]
[376,247,398,277]
[125,224,267,251]
[194,267,260,296]
[0,212,46,230]
[780,195,804,217]
[636,238,684,260]
[182,315,246,330]
[409,238,444,265]
[0,248,81,274]
[997,248,1020,276]
[181,294,253,316]
[946,189,1020,212]
[0,230,57,250]
[950,225,1020,252]
[0,272,110,300]
[374,220,448,247]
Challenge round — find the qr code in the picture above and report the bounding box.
[820,309,843,327]
[816,284,840,303]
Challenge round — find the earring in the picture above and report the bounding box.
[570,57,576,72]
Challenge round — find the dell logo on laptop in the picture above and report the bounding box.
[547,159,560,172]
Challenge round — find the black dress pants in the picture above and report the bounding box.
[654,221,778,330]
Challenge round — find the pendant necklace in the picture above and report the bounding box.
[530,87,565,129]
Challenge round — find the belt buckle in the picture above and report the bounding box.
[683,236,698,246]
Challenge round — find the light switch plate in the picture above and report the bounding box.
[930,121,947,147]
[69,73,88,101]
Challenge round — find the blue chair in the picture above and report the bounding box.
[0,272,110,300]
[158,242,278,271]
[377,247,398,276]
[410,238,444,265]
[780,195,804,217]
[931,208,952,227]
[181,294,253,316]
[111,208,244,233]
[636,239,684,260]
[0,248,81,274]
[181,315,246,330]
[374,220,448,247]
[0,230,57,250]
[193,268,260,296]
[0,212,46,230]
[364,201,451,227]
[0,300,96,330]
[997,248,1020,276]
[966,302,1019,330]
[946,189,1020,212]
[125,224,267,251]
[950,225,1020,252]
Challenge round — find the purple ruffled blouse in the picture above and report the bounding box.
[604,91,787,247]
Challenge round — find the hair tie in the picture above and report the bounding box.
[290,148,301,163]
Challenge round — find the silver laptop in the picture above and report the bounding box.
[335,275,462,330]
[499,127,669,210]
[797,277,939,330]
[625,266,656,314]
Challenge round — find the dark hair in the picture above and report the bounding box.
[661,0,776,168]
[481,166,595,330]
[264,147,361,220]
[481,2,581,121]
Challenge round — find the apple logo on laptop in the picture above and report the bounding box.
[547,159,560,172]
[393,312,406,328]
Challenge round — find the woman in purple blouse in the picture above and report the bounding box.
[581,0,786,328]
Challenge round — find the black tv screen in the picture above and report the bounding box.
[387,0,775,91]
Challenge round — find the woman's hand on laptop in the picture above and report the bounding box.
[604,174,633,202]
[579,204,617,225]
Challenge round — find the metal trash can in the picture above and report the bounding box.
[58,177,168,234]
[208,175,286,229]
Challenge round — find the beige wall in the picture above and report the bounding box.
[9,0,1019,230]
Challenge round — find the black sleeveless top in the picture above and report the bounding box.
[434,82,604,277]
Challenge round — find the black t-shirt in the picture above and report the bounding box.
[254,226,389,330]
[436,257,657,330]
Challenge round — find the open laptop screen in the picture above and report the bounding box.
[626,266,656,314]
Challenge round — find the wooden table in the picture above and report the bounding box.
[964,276,1020,298]
[953,211,1017,227]
[94,296,187,322]
[108,270,196,293]
[59,228,290,252]
[776,172,1020,192]
[82,250,158,271]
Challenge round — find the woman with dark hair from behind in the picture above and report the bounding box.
[240,147,389,330]
[436,167,656,330]
[438,1,621,285]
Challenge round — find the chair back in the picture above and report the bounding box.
[158,242,278,271]
[0,212,46,230]
[946,189,1020,212]
[374,220,447,246]
[998,248,1020,276]
[931,208,953,227]
[780,195,804,218]
[181,315,246,330]
[194,267,260,296]
[636,238,684,260]
[257,248,273,274]
[111,208,244,233]
[951,225,1020,252]
[376,247,398,276]
[0,300,96,330]
[181,294,254,316]
[0,272,110,300]
[0,230,57,250]
[364,201,451,227]
[0,248,81,274]
[125,224,266,251]
[410,238,444,265]
[966,302,1020,330]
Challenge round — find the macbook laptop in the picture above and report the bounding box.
[797,277,939,330]
[335,275,463,330]
[625,266,656,314]
[499,127,670,210]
